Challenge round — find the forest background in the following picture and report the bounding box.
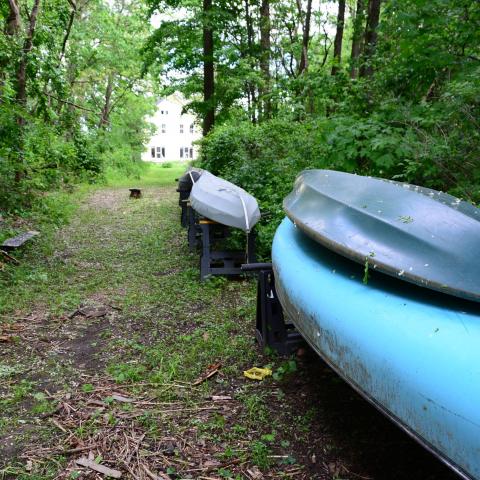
[1,0,479,256]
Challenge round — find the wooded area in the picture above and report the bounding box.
[1,0,480,252]
[148,0,479,253]
[0,0,154,212]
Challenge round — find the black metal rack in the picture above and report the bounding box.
[176,171,201,228]
[184,204,255,280]
[176,178,302,354]
[242,263,304,355]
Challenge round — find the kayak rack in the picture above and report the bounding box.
[176,170,201,228]
[242,263,304,355]
[187,206,256,281]
[176,183,191,228]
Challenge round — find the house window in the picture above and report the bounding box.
[156,147,166,159]
[189,124,194,134]
[190,148,193,159]
[161,124,166,133]
[183,147,190,158]
[180,148,183,159]
[180,124,184,134]
[160,110,163,114]
[151,147,155,158]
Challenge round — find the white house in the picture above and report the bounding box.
[142,93,202,163]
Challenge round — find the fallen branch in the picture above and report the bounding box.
[192,362,221,386]
[142,464,171,480]
[75,457,122,478]
[0,249,19,265]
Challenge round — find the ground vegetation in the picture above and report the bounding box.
[0,166,459,479]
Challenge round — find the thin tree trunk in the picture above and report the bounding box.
[1,0,21,102]
[350,0,365,78]
[298,0,313,75]
[244,0,257,123]
[359,0,381,78]
[98,74,114,128]
[259,0,271,120]
[59,2,77,66]
[6,0,21,34]
[14,0,41,182]
[16,0,41,110]
[202,0,214,136]
[331,0,346,75]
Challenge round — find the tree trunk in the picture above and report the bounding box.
[359,0,381,78]
[244,0,257,123]
[16,0,41,110]
[350,0,365,78]
[98,74,114,129]
[14,0,41,182]
[259,0,271,120]
[298,0,313,75]
[6,0,21,35]
[1,0,21,103]
[331,0,346,75]
[59,2,77,65]
[202,0,214,136]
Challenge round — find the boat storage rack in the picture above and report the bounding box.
[187,205,256,281]
[176,177,195,228]
[241,262,304,355]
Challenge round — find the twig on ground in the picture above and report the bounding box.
[192,362,222,386]
[75,457,122,478]
[0,250,19,265]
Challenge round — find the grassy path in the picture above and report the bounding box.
[0,165,457,480]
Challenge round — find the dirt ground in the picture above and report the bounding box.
[0,181,459,480]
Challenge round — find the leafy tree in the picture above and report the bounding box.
[0,0,155,213]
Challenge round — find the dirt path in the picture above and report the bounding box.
[0,181,457,480]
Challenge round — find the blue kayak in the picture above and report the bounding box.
[273,217,480,480]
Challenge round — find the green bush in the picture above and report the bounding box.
[199,66,480,259]
[199,118,333,258]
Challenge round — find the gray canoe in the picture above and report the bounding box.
[284,169,480,302]
[189,171,261,232]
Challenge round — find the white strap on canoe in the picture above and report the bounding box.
[218,187,250,232]
[188,171,196,184]
[239,195,250,232]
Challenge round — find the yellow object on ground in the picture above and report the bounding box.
[243,367,272,381]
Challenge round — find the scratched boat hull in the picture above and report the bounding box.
[272,217,480,480]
